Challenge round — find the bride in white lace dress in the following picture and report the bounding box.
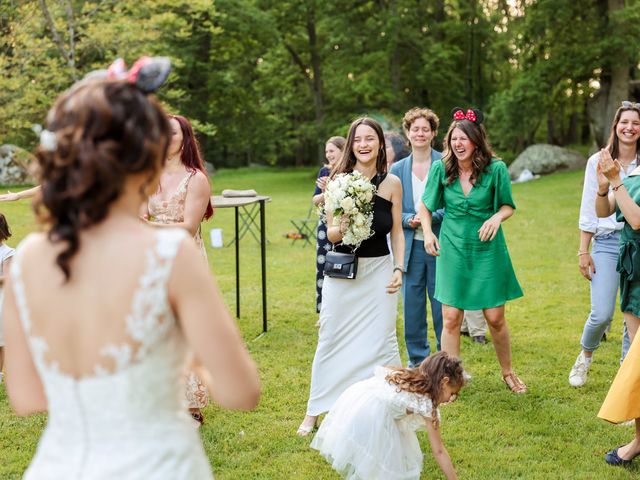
[2,59,260,479]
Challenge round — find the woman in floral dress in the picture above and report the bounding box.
[147,114,214,424]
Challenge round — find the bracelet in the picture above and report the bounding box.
[612,183,624,191]
[596,190,608,197]
[393,266,405,274]
[577,251,590,256]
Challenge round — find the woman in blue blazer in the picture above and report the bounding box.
[390,108,444,366]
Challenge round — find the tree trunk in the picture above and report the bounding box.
[587,0,628,148]
[306,6,325,164]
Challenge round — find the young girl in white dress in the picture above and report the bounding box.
[0,213,15,384]
[311,352,465,480]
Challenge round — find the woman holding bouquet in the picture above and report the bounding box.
[297,118,405,436]
[418,108,526,393]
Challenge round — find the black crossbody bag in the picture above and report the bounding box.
[324,249,358,279]
[323,173,384,280]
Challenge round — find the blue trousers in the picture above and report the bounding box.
[402,239,443,366]
[580,232,631,362]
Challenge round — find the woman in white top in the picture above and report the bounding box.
[3,58,260,479]
[569,102,638,387]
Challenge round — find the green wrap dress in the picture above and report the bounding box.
[422,159,523,310]
[615,174,640,316]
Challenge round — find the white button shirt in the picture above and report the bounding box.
[579,151,638,237]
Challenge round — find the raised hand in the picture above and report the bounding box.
[598,148,622,183]
[316,176,328,192]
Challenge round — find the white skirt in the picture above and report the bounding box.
[311,374,424,480]
[307,255,401,416]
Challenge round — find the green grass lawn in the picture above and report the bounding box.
[0,167,638,479]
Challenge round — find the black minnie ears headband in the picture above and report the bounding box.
[451,107,484,124]
[40,57,171,151]
[82,56,172,94]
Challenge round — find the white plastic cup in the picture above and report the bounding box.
[209,228,223,248]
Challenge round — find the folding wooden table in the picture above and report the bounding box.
[210,195,271,333]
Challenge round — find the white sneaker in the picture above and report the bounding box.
[569,351,591,387]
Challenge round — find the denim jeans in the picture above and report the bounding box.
[403,239,443,366]
[580,232,631,361]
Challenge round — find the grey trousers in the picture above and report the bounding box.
[461,310,487,337]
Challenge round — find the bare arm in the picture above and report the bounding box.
[478,205,514,242]
[312,176,328,206]
[418,201,440,256]
[169,238,260,410]
[4,269,47,415]
[578,230,595,281]
[595,156,616,218]
[387,176,404,294]
[425,417,457,480]
[0,185,42,202]
[598,149,640,227]
[150,172,211,236]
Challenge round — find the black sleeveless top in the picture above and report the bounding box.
[335,174,392,258]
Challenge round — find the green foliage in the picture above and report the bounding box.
[2,1,640,165]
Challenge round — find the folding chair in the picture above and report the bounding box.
[290,205,317,246]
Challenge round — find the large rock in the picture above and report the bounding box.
[508,144,586,180]
[0,145,37,185]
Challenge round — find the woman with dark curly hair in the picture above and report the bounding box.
[3,58,259,479]
[418,108,526,394]
[311,351,465,480]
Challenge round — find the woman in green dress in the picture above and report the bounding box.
[417,108,526,393]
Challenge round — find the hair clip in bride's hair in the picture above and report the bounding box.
[39,129,57,152]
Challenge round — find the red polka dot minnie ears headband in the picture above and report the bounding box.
[451,107,484,124]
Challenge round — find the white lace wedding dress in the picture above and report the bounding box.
[11,229,214,479]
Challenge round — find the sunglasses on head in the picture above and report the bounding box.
[621,101,640,109]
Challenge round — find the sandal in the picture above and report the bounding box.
[503,372,527,394]
[296,416,318,437]
[190,409,205,426]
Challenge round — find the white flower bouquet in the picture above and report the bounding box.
[323,171,376,248]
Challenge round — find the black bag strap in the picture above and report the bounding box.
[372,172,387,189]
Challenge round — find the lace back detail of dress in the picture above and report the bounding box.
[10,228,188,379]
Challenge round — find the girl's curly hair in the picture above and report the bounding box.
[35,79,170,281]
[386,351,466,412]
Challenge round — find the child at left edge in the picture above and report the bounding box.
[310,351,466,480]
[0,213,15,384]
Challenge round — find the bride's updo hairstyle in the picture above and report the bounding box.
[35,68,171,281]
